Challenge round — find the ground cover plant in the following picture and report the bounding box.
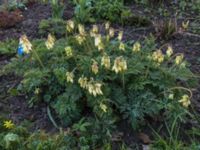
[0,0,200,149]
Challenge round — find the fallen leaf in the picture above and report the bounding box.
[138,133,152,144]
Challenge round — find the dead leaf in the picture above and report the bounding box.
[138,133,152,144]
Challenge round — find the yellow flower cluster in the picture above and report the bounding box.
[94,34,104,51]
[100,102,107,112]
[112,56,127,74]
[78,76,88,89]
[175,54,184,65]
[75,35,85,45]
[45,34,55,49]
[78,24,86,36]
[92,25,98,34]
[166,46,173,57]
[119,42,125,51]
[78,77,103,97]
[152,50,164,63]
[101,54,111,69]
[66,72,74,83]
[105,22,110,30]
[66,20,75,33]
[91,60,99,74]
[179,94,190,108]
[132,42,141,52]
[20,35,32,54]
[117,31,123,41]
[90,25,99,37]
[65,46,73,57]
[109,28,115,38]
[3,120,15,129]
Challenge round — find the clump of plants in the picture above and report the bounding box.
[4,21,196,148]
[38,0,66,37]
[73,0,132,24]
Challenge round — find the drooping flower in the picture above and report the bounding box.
[112,56,127,74]
[132,42,141,52]
[175,54,184,65]
[87,79,103,97]
[65,46,73,57]
[75,35,85,45]
[34,88,40,94]
[166,46,173,57]
[101,54,111,69]
[3,120,15,129]
[78,24,86,36]
[66,20,75,33]
[66,72,74,83]
[152,50,164,63]
[19,35,32,54]
[182,20,189,30]
[168,93,174,100]
[109,28,115,38]
[94,34,102,47]
[100,102,107,112]
[117,31,123,41]
[179,94,190,108]
[45,34,55,49]
[94,34,104,51]
[91,60,99,74]
[105,22,110,30]
[78,76,88,89]
[92,25,98,34]
[119,42,125,51]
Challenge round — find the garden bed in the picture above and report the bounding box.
[0,0,200,149]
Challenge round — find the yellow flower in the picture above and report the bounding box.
[117,31,123,41]
[87,79,103,97]
[179,95,190,108]
[105,22,110,30]
[78,76,88,89]
[175,54,184,65]
[119,42,125,51]
[91,60,99,74]
[152,50,164,63]
[34,88,40,94]
[20,35,32,54]
[75,35,85,45]
[100,103,107,112]
[168,93,174,100]
[3,120,15,129]
[94,34,102,47]
[101,54,111,69]
[94,34,104,51]
[109,28,115,38]
[78,24,86,36]
[92,25,98,34]
[45,34,55,49]
[132,42,141,52]
[166,46,173,57]
[112,56,127,74]
[182,20,189,30]
[66,72,74,83]
[65,46,73,57]
[94,83,103,95]
[66,20,75,33]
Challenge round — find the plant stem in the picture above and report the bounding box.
[32,49,45,69]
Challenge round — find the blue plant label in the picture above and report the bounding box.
[17,43,24,56]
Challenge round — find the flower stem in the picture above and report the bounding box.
[32,49,45,69]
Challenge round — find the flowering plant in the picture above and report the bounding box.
[4,21,196,134]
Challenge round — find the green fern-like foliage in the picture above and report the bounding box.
[3,22,196,147]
